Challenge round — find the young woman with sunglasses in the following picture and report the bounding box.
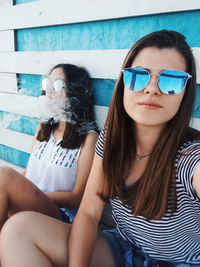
[0,63,98,229]
[1,30,200,267]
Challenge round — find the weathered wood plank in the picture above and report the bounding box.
[0,48,199,82]
[0,0,199,30]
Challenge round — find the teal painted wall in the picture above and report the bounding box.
[1,4,200,166]
[15,0,37,4]
[15,10,200,116]
[16,11,200,50]
[0,111,39,135]
[0,144,29,167]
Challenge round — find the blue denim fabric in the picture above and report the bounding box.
[102,229,200,267]
[59,208,71,223]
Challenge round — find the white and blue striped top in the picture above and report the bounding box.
[95,130,200,264]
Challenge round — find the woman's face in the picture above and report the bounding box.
[39,66,70,123]
[123,46,187,128]
[46,67,67,97]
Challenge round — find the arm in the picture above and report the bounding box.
[192,163,200,197]
[46,131,98,208]
[69,153,106,267]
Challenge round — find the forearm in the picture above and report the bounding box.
[45,191,81,209]
[69,212,99,267]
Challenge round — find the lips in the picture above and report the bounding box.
[138,101,162,108]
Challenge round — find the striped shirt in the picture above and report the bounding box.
[95,130,200,264]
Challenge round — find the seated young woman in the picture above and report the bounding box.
[0,63,98,228]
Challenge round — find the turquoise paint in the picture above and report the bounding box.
[15,0,37,4]
[0,111,39,135]
[18,74,43,97]
[92,79,115,107]
[0,144,29,168]
[16,10,200,51]
[193,85,200,117]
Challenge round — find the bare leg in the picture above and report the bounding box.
[0,211,115,267]
[0,167,61,229]
[0,212,70,267]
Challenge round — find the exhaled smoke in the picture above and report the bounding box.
[38,90,74,124]
[75,121,97,135]
[39,85,97,135]
[0,113,20,129]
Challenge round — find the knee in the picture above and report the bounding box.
[0,212,36,261]
[0,212,30,246]
[0,166,17,187]
[1,211,33,237]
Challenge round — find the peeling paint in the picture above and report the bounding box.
[15,0,37,4]
[18,74,43,97]
[0,144,29,167]
[193,85,200,118]
[0,111,39,135]
[16,11,200,51]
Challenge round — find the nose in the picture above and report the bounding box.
[143,73,161,96]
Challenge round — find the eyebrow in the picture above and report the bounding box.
[132,66,166,72]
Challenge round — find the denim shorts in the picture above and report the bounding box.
[102,229,200,267]
[59,208,71,223]
[59,207,77,223]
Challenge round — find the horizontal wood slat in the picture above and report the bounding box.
[0,48,200,82]
[0,49,126,79]
[0,128,33,153]
[0,0,199,30]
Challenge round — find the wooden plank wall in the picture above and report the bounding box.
[0,0,199,171]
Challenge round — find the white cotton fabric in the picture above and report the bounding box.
[26,132,81,193]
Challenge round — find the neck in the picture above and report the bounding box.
[56,121,66,133]
[135,124,164,156]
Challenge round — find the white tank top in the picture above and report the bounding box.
[26,132,81,193]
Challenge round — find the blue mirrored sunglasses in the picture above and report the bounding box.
[122,68,192,95]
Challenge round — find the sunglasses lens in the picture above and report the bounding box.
[159,70,189,95]
[42,78,52,91]
[123,68,150,91]
[53,79,66,93]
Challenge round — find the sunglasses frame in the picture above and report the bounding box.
[122,67,192,95]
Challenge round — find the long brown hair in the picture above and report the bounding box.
[101,30,200,219]
[37,64,97,149]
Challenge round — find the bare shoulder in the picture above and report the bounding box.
[75,131,99,187]
[77,131,98,162]
[82,131,98,148]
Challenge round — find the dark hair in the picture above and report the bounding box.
[37,63,97,149]
[101,30,200,219]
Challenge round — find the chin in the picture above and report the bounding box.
[135,120,167,128]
